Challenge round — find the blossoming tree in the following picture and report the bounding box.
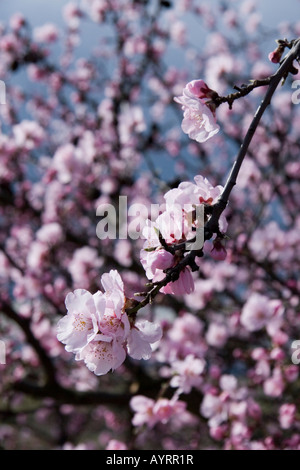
[1,0,300,450]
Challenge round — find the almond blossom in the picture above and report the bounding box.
[57,270,162,375]
[130,395,187,429]
[139,174,228,294]
[240,292,284,333]
[140,213,195,296]
[174,79,220,143]
[164,174,228,233]
[279,404,296,430]
[57,289,99,353]
[163,354,206,394]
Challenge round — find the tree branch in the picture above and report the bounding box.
[206,37,300,236]
[127,38,300,316]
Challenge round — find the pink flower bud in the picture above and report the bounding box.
[209,424,228,441]
[187,79,216,100]
[279,404,296,430]
[210,238,227,261]
[268,46,284,64]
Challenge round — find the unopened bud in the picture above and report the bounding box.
[210,237,227,261]
[268,45,285,64]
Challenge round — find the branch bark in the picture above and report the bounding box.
[128,38,300,316]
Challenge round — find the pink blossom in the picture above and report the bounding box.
[220,375,238,394]
[164,175,228,233]
[209,424,228,441]
[124,36,148,57]
[230,421,251,440]
[57,289,99,353]
[168,354,206,394]
[113,240,132,267]
[186,79,217,100]
[68,246,103,289]
[0,33,21,55]
[156,205,190,243]
[130,395,156,427]
[284,365,299,383]
[76,337,126,376]
[240,292,282,332]
[36,222,64,246]
[140,210,195,295]
[160,267,194,295]
[9,13,26,31]
[210,238,227,261]
[152,398,186,425]
[263,368,285,397]
[63,2,82,29]
[167,312,204,344]
[200,393,228,427]
[174,80,219,142]
[279,404,296,430]
[140,176,228,289]
[126,319,162,360]
[206,322,229,348]
[52,144,82,184]
[84,0,109,23]
[57,270,162,375]
[130,395,186,428]
[268,47,284,64]
[140,248,174,280]
[33,24,59,43]
[26,240,49,271]
[106,440,128,450]
[59,271,129,375]
[170,21,186,46]
[13,120,45,150]
[100,269,126,318]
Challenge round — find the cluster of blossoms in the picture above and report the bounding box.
[58,171,229,373]
[130,396,188,429]
[140,174,228,296]
[2,0,300,451]
[57,270,162,375]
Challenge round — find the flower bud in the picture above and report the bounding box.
[268,45,285,64]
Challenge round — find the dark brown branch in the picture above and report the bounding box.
[1,301,57,385]
[127,37,300,317]
[206,37,300,236]
[214,77,271,109]
[13,380,131,406]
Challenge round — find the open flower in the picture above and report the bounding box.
[130,395,187,428]
[140,213,195,296]
[240,293,284,333]
[57,270,162,375]
[164,175,228,233]
[174,80,219,143]
[76,336,127,376]
[160,267,194,295]
[140,174,229,295]
[57,289,99,353]
[127,319,162,360]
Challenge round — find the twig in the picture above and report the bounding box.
[206,37,300,236]
[126,38,300,317]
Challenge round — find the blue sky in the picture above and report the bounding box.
[0,0,298,30]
